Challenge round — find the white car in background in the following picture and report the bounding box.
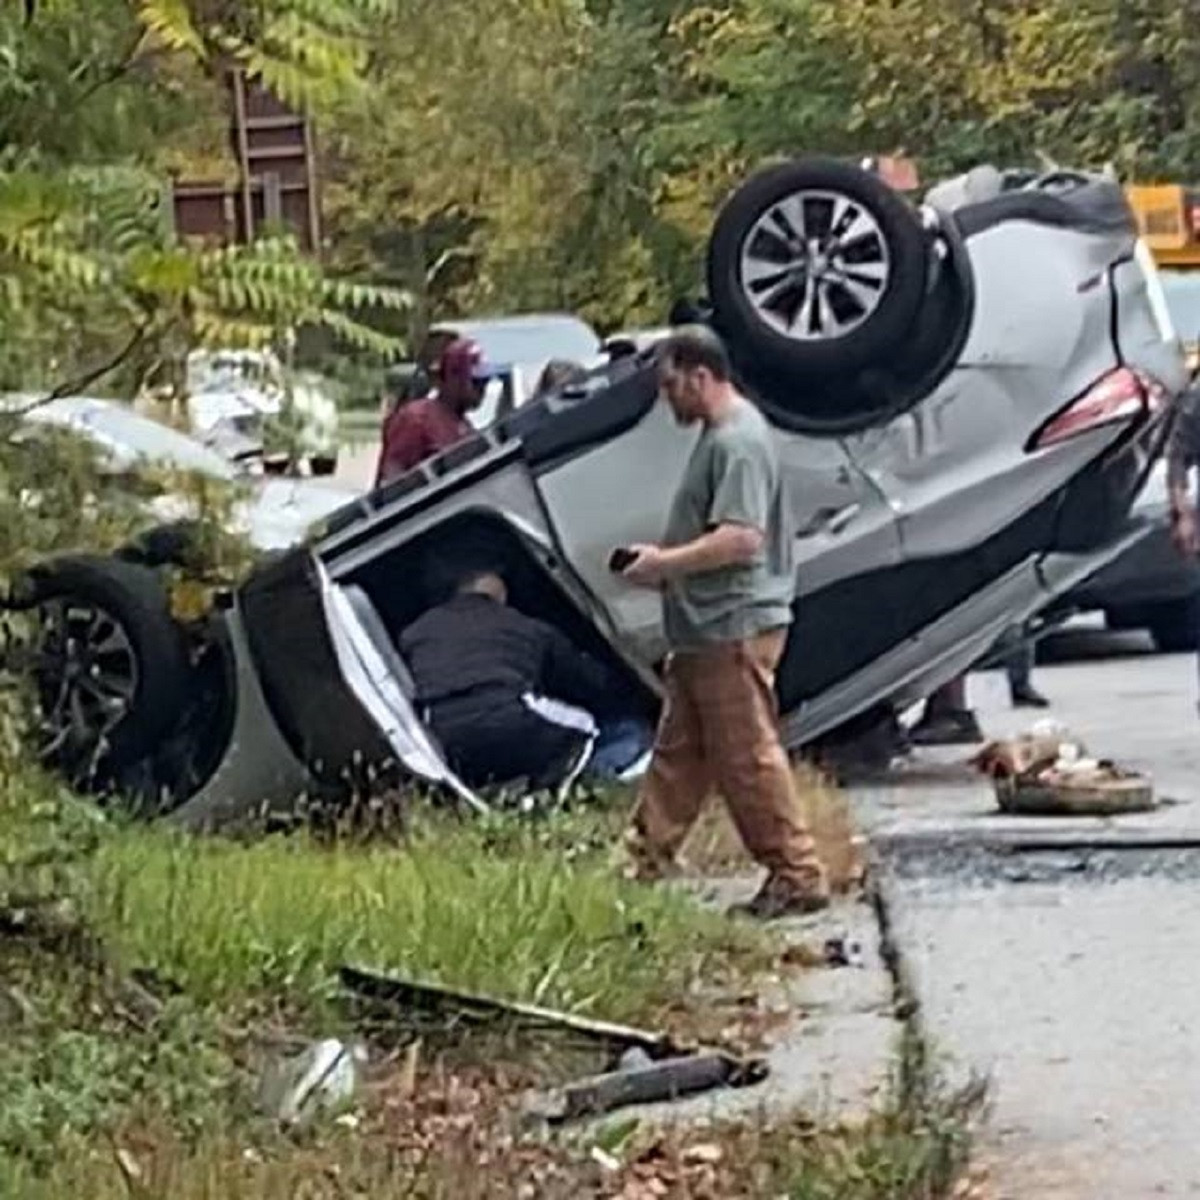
[12,394,358,551]
[183,349,341,476]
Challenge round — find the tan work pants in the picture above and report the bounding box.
[628,629,825,889]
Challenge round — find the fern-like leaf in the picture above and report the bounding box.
[136,0,206,58]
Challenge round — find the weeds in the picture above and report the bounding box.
[78,819,767,1024]
[0,1052,983,1200]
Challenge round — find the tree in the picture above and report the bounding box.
[806,0,1152,175]
[0,0,407,397]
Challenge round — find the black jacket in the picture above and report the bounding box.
[398,593,619,717]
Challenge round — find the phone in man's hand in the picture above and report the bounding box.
[608,547,638,573]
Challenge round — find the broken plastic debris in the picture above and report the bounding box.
[1029,718,1069,739]
[591,1146,623,1172]
[257,1038,367,1126]
[823,936,865,968]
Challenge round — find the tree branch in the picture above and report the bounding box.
[68,29,152,111]
[18,325,150,414]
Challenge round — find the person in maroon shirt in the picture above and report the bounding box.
[375,337,494,485]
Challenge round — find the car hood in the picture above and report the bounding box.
[11,393,360,551]
[17,395,239,479]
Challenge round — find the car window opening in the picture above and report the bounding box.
[343,512,661,726]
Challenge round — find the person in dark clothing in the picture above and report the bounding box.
[399,568,652,791]
[1005,635,1048,708]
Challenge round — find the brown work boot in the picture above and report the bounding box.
[729,872,831,921]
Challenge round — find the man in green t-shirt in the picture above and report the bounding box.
[619,326,829,918]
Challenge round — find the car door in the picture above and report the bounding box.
[850,214,1142,567]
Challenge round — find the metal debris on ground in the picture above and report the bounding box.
[971,721,1155,816]
[257,1037,368,1127]
[340,964,770,1125]
[338,965,686,1057]
[522,1050,769,1125]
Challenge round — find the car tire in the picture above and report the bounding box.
[707,157,931,387]
[115,520,207,569]
[15,556,191,782]
[309,454,338,477]
[1146,597,1198,654]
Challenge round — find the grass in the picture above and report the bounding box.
[0,1051,984,1200]
[0,774,774,1186]
[78,816,767,1023]
[0,767,980,1198]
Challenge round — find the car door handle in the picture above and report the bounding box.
[796,503,861,538]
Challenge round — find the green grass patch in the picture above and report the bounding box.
[78,817,765,1024]
[0,774,983,1198]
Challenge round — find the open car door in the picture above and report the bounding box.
[319,567,487,813]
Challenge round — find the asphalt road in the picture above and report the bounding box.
[858,632,1200,1198]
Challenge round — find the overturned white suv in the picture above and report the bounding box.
[5,156,1186,825]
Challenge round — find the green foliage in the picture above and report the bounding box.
[80,816,765,1021]
[0,986,237,1170]
[0,0,409,398]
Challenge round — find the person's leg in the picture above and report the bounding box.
[1006,637,1048,707]
[908,673,985,745]
[432,698,584,792]
[624,657,712,878]
[697,632,827,909]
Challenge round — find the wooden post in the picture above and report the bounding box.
[229,68,255,241]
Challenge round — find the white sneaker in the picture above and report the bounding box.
[617,749,653,783]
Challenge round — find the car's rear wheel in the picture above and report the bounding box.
[8,556,190,787]
[707,157,932,392]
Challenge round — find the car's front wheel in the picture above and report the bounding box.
[6,556,191,787]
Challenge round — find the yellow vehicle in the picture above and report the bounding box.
[1126,183,1200,369]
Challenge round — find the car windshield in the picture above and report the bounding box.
[1159,270,1200,342]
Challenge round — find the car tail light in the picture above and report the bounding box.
[1031,367,1166,450]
